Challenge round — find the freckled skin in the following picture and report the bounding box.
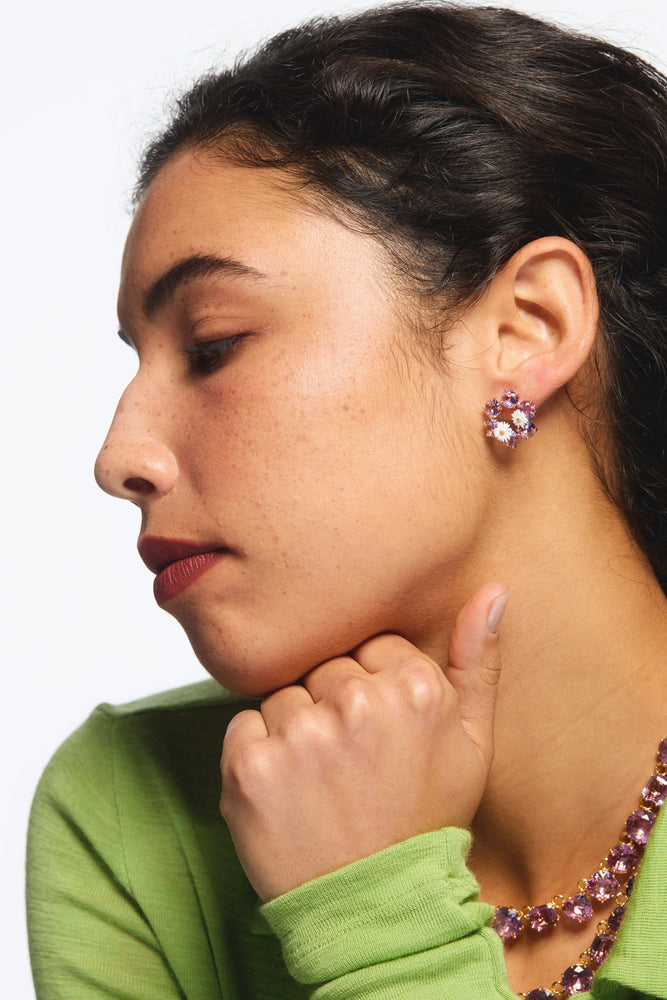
[96,150,493,696]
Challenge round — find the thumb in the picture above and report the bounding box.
[444,583,509,764]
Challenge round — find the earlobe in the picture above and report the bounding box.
[492,237,599,404]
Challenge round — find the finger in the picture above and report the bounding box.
[352,632,440,675]
[222,707,269,755]
[353,632,451,718]
[220,709,272,822]
[260,684,314,733]
[444,582,509,759]
[302,655,367,702]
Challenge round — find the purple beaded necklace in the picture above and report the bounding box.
[492,737,667,999]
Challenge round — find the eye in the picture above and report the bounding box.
[182,334,247,376]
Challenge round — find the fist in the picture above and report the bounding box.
[220,583,508,900]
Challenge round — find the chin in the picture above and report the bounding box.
[174,613,316,698]
[182,631,290,697]
[170,600,368,698]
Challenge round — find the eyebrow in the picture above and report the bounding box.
[143,253,266,318]
[117,253,267,346]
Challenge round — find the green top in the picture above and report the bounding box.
[26,680,667,999]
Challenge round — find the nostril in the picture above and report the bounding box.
[124,476,156,496]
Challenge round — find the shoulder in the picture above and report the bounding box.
[32,679,257,825]
[96,676,243,716]
[27,684,282,998]
[37,678,252,778]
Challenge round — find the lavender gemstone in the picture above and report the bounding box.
[659,737,667,765]
[492,906,523,940]
[607,843,639,876]
[484,398,502,419]
[626,874,635,896]
[501,389,519,408]
[643,772,667,808]
[519,420,537,438]
[626,808,656,845]
[561,964,594,995]
[528,903,559,932]
[485,419,498,436]
[586,870,620,903]
[562,893,593,923]
[519,400,536,417]
[526,991,554,1000]
[607,904,626,933]
[590,932,615,966]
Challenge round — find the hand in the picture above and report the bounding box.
[219,583,508,901]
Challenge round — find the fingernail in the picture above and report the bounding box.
[487,590,510,634]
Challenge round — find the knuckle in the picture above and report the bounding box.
[280,705,320,743]
[333,675,375,723]
[220,740,272,801]
[478,662,502,691]
[397,655,443,711]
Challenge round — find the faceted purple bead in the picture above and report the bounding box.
[590,932,615,966]
[501,389,519,408]
[526,991,554,1000]
[607,904,626,933]
[492,906,523,940]
[484,398,502,419]
[561,964,594,994]
[626,808,656,845]
[528,903,559,932]
[607,843,639,876]
[519,420,537,438]
[626,874,635,896]
[485,419,498,436]
[658,738,667,765]
[562,893,593,923]
[519,400,536,417]
[586,870,620,903]
[643,772,667,808]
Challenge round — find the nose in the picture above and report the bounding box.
[94,382,179,504]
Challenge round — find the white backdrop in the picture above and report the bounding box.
[3,0,665,994]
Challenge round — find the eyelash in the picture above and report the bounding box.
[181,334,246,376]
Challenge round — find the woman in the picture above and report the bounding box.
[27,3,667,998]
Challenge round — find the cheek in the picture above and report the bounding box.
[185,347,389,485]
[180,342,477,558]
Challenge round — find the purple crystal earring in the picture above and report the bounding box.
[484,389,537,448]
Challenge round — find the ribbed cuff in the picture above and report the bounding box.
[261,827,494,985]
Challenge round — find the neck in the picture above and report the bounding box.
[464,448,667,905]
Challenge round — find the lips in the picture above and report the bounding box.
[138,536,230,605]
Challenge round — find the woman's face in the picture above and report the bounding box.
[96,149,489,695]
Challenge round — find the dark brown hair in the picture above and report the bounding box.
[137,3,667,588]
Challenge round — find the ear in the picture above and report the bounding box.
[477,237,599,404]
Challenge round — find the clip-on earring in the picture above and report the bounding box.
[484,390,537,448]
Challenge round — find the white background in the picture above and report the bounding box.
[2,0,665,994]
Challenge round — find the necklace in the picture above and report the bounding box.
[492,737,667,998]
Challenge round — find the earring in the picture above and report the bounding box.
[484,390,537,448]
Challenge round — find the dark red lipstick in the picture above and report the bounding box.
[138,536,229,605]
